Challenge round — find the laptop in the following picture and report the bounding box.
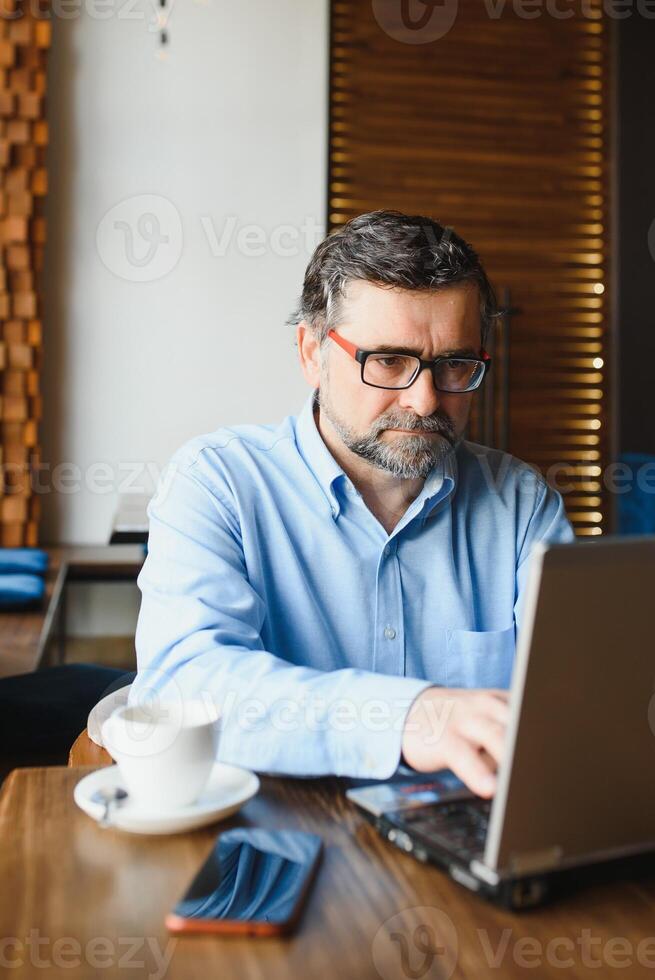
[346,536,655,909]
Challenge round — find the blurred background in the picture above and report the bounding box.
[0,0,653,650]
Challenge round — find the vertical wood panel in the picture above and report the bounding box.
[0,4,48,546]
[328,0,611,535]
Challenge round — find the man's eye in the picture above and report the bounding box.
[379,356,402,368]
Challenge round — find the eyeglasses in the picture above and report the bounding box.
[327,330,491,393]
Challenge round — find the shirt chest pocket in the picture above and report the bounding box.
[445,626,516,690]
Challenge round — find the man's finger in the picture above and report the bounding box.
[478,692,511,726]
[459,714,506,766]
[447,736,497,798]
[478,748,497,770]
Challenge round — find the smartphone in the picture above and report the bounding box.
[165,828,323,936]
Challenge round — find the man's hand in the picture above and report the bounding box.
[401,687,510,798]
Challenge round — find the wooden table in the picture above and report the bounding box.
[0,545,145,679]
[1,767,655,979]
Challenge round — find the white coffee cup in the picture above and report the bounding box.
[101,699,220,811]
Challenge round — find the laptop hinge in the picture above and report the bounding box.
[509,845,563,875]
[470,860,500,885]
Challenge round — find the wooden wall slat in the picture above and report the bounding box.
[0,8,48,546]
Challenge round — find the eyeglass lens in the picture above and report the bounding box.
[363,353,484,391]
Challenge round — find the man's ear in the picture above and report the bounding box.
[296,321,322,388]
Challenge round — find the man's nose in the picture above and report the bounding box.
[396,365,442,417]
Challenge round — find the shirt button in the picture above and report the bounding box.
[383,545,391,557]
[384,626,396,640]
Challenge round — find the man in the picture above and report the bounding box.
[131,210,573,797]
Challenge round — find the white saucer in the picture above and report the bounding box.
[74,762,259,835]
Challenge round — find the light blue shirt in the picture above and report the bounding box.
[132,391,574,779]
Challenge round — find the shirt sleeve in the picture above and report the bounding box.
[131,455,432,780]
[514,479,576,632]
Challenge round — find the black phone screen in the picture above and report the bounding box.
[170,828,322,930]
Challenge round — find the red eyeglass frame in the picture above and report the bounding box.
[326,329,492,393]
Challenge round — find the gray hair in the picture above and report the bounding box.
[289,209,498,344]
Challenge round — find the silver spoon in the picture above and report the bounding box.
[91,787,129,828]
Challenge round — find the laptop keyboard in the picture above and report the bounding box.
[397,799,491,861]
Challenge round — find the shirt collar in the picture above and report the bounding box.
[294,390,344,517]
[294,389,458,523]
[419,446,458,523]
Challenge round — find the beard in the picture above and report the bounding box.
[317,389,460,480]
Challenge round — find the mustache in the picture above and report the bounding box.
[372,411,456,441]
